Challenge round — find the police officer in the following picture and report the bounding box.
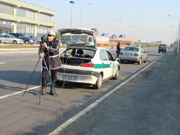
[116,40,122,59]
[39,31,61,95]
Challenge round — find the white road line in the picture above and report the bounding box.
[0,62,6,65]
[0,82,51,100]
[49,56,163,135]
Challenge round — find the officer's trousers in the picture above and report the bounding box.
[42,68,58,82]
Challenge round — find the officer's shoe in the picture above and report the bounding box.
[42,80,47,95]
[49,81,55,95]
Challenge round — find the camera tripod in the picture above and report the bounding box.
[23,56,57,105]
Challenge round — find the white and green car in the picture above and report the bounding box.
[57,28,120,89]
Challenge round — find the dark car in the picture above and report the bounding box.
[9,33,33,44]
[30,36,41,44]
[158,44,166,53]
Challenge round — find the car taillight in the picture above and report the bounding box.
[80,63,95,68]
[134,53,138,56]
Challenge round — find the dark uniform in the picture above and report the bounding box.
[39,37,61,95]
[116,42,121,58]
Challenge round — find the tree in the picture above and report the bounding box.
[56,31,61,40]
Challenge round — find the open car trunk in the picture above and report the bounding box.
[60,48,95,66]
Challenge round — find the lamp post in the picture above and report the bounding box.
[70,1,75,27]
[168,14,180,54]
[80,3,91,27]
[131,25,137,39]
[109,18,121,36]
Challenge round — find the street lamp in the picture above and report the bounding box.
[131,25,137,39]
[80,3,91,27]
[168,14,180,54]
[70,1,75,27]
[109,18,121,36]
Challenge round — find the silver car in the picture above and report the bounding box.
[119,46,148,64]
[0,35,23,44]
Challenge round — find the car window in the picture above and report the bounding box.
[3,35,8,38]
[100,49,108,60]
[124,47,139,52]
[106,50,114,61]
[10,35,15,38]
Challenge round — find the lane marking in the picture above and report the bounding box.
[0,82,51,100]
[0,62,6,65]
[49,56,163,135]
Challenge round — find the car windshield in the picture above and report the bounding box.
[24,34,29,38]
[123,47,139,52]
[159,45,166,48]
[62,33,94,47]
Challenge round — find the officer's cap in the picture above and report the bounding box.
[47,31,56,36]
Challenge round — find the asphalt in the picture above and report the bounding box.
[58,50,180,135]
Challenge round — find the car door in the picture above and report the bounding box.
[99,49,111,79]
[3,35,9,43]
[105,50,116,77]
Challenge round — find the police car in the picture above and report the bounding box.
[57,28,120,89]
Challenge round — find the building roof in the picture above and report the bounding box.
[0,0,55,16]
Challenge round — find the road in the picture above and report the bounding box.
[0,47,162,135]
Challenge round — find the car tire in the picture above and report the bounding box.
[0,40,1,43]
[138,58,142,65]
[144,57,147,63]
[25,41,29,44]
[13,40,17,44]
[121,60,124,63]
[113,69,120,80]
[93,73,103,89]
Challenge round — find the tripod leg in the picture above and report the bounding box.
[39,58,43,105]
[23,57,41,96]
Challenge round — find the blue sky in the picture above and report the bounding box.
[22,0,180,43]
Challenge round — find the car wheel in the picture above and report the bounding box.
[13,40,17,44]
[121,60,124,63]
[144,57,147,63]
[113,69,120,80]
[93,73,103,89]
[25,41,29,44]
[138,58,142,65]
[0,40,1,43]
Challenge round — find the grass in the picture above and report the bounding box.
[0,44,67,49]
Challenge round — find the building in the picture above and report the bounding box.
[0,0,55,37]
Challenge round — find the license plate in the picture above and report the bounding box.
[125,53,132,56]
[62,75,78,81]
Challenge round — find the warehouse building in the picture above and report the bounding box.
[0,0,55,37]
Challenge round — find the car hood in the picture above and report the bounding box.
[59,28,97,50]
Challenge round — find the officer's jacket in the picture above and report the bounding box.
[116,43,121,54]
[39,38,61,70]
